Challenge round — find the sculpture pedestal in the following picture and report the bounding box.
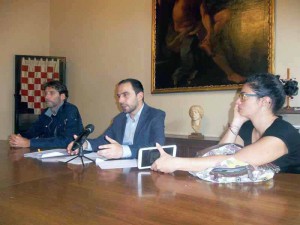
[188,132,204,140]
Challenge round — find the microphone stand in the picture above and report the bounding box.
[65,144,95,167]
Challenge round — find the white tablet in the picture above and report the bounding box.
[137,145,177,169]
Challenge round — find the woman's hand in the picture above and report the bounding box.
[231,103,249,127]
[151,143,178,173]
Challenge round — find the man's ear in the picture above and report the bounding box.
[137,92,144,101]
[60,93,66,101]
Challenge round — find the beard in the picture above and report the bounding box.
[45,100,61,109]
[45,101,54,108]
[120,104,137,114]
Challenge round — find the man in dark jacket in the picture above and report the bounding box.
[67,78,165,159]
[9,80,83,149]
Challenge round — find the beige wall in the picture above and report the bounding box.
[1,0,300,140]
[0,0,50,140]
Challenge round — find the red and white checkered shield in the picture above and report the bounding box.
[20,57,60,114]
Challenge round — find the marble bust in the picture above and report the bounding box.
[189,105,204,134]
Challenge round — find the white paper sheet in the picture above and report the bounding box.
[96,158,137,169]
[24,149,106,165]
[41,152,65,158]
[58,152,104,165]
[24,149,68,159]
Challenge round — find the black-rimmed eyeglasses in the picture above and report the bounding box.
[238,92,258,102]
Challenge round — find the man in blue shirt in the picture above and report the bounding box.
[9,80,83,149]
[67,78,166,159]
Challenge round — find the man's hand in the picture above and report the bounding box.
[66,135,88,155]
[151,143,177,173]
[66,135,77,155]
[9,134,30,148]
[97,136,123,159]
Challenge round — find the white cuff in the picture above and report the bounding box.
[122,145,132,158]
[85,141,93,151]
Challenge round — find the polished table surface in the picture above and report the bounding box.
[0,141,299,225]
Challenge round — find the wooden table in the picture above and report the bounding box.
[0,141,299,225]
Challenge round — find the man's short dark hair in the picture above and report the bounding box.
[43,80,69,99]
[118,78,144,95]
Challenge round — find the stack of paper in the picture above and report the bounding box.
[24,149,137,168]
[24,149,104,165]
[96,158,137,169]
[24,149,67,159]
[58,152,102,165]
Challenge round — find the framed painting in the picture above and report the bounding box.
[151,0,274,93]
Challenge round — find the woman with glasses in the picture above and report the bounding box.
[152,73,300,174]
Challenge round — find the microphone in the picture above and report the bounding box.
[71,124,95,151]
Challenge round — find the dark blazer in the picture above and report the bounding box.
[22,101,83,149]
[88,103,165,158]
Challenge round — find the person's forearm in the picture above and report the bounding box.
[219,121,243,144]
[219,127,238,144]
[174,155,231,172]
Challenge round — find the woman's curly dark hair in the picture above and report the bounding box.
[246,73,298,113]
[277,75,299,98]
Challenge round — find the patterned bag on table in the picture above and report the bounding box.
[189,143,280,183]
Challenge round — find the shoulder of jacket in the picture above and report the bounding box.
[144,104,165,115]
[62,102,78,110]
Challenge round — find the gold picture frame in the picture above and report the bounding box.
[151,0,274,93]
